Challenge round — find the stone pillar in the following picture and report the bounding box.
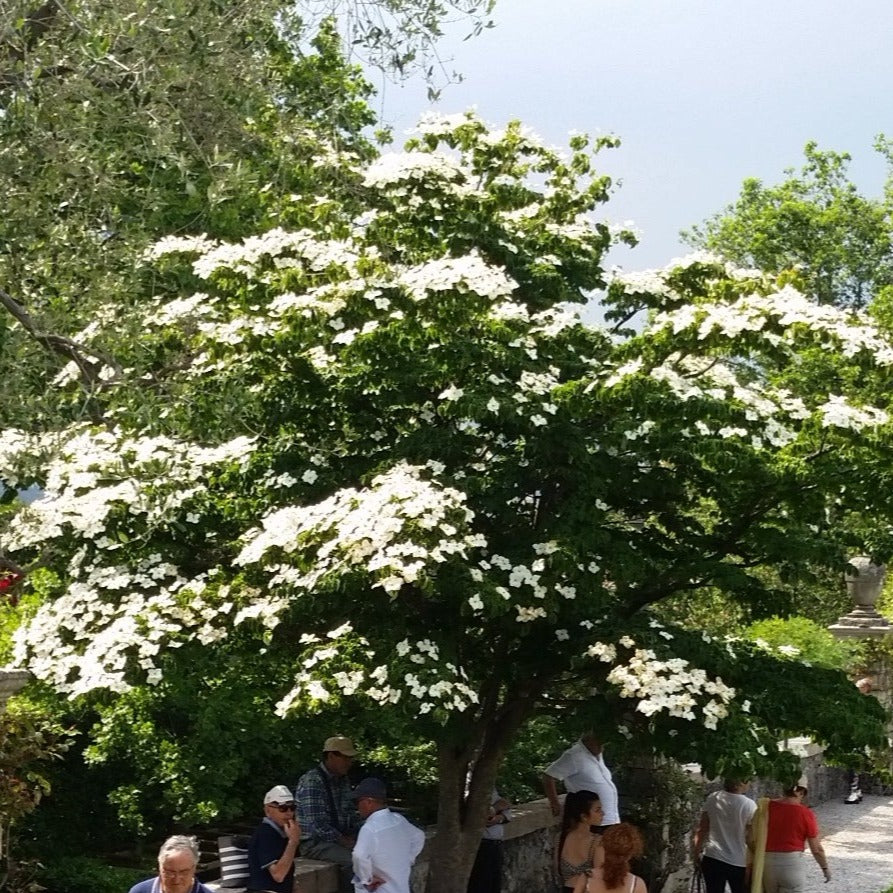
[828,556,892,780]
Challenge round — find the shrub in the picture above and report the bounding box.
[38,856,145,893]
[745,616,859,670]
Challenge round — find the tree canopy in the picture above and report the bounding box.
[0,0,492,428]
[684,140,893,309]
[2,104,891,892]
[2,4,892,891]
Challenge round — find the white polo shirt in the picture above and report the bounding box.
[545,740,620,825]
[352,808,425,893]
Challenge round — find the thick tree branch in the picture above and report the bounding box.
[0,284,121,386]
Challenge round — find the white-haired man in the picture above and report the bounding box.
[128,835,214,893]
[248,784,302,893]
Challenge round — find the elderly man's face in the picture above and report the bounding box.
[159,850,196,893]
[264,799,296,829]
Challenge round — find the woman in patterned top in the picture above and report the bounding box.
[558,790,605,892]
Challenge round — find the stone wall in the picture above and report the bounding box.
[210,752,851,893]
[473,749,848,893]
[500,800,559,893]
[409,799,559,893]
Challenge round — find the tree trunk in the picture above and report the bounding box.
[425,697,531,893]
[425,742,483,893]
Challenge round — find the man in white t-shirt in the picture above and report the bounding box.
[542,734,620,826]
[692,778,757,893]
[351,778,425,893]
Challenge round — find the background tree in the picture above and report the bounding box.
[2,110,890,893]
[0,0,494,429]
[295,0,497,97]
[683,140,893,308]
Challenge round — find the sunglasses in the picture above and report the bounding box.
[272,802,296,812]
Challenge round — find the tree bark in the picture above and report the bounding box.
[426,696,532,893]
[0,285,120,385]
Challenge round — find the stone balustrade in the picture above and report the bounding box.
[202,754,854,893]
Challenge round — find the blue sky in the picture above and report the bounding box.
[370,0,893,272]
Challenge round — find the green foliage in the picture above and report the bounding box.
[745,616,860,670]
[80,645,313,831]
[0,702,70,829]
[685,140,893,308]
[616,760,701,892]
[37,855,144,893]
[296,0,497,95]
[4,8,893,889]
[0,0,377,430]
[0,698,71,890]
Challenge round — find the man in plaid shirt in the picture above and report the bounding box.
[296,735,360,893]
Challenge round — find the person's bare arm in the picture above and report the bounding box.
[543,773,562,816]
[806,836,830,882]
[487,796,512,826]
[269,818,301,883]
[692,811,709,859]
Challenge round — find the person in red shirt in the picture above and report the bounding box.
[762,776,830,891]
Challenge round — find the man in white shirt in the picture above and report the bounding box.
[542,734,620,826]
[351,778,425,893]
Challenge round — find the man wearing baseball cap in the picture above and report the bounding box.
[247,785,301,893]
[296,736,360,893]
[352,777,425,893]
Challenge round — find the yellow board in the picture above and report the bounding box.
[749,797,769,893]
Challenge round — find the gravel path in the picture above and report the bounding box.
[797,794,893,893]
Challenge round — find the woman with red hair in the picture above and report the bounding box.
[574,823,646,893]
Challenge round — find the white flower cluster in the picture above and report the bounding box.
[145,234,218,259]
[397,252,517,302]
[606,642,736,730]
[819,395,890,430]
[0,429,40,490]
[752,638,803,660]
[363,151,471,191]
[274,633,479,719]
[235,462,485,595]
[268,280,364,319]
[586,641,617,662]
[651,285,893,365]
[412,110,479,137]
[529,305,582,338]
[151,292,218,326]
[180,228,362,281]
[465,544,587,624]
[5,427,255,551]
[611,269,679,299]
[603,343,888,444]
[6,426,258,695]
[12,574,228,697]
[544,216,601,244]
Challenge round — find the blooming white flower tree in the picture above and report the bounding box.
[3,112,891,892]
